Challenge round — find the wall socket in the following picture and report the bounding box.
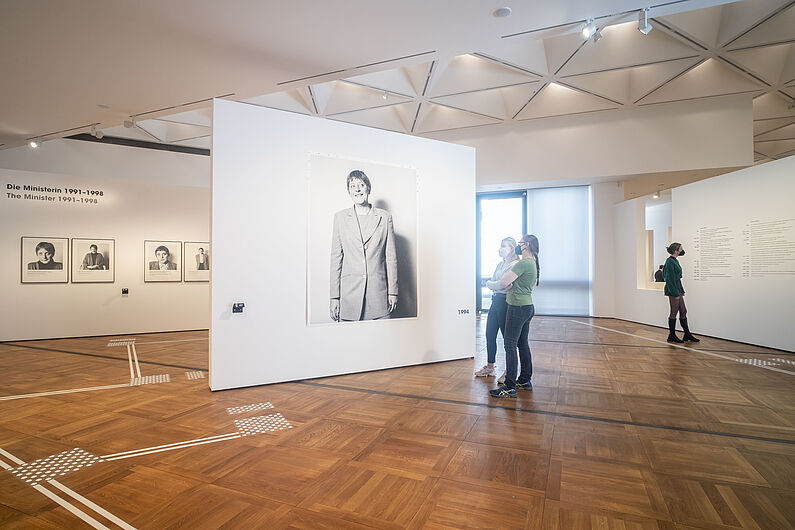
[232,302,244,313]
[121,288,129,295]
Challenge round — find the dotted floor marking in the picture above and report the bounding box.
[185,371,206,380]
[130,374,170,386]
[226,402,274,415]
[9,448,103,486]
[107,338,136,347]
[234,413,293,436]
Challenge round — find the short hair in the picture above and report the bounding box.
[198,247,204,252]
[501,237,517,248]
[154,245,170,256]
[347,170,371,194]
[89,244,98,251]
[35,241,56,256]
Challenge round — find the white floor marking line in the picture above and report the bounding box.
[125,344,135,379]
[32,484,111,530]
[48,479,137,530]
[103,434,241,461]
[131,343,141,378]
[134,338,207,345]
[0,383,131,401]
[227,402,274,415]
[185,370,205,380]
[2,447,132,530]
[0,447,26,465]
[569,320,795,376]
[100,432,240,459]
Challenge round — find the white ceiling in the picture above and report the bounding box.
[3,0,793,162]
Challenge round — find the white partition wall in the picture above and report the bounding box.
[211,101,476,390]
[613,156,795,352]
[673,157,795,351]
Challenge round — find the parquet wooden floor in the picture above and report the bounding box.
[1,317,793,529]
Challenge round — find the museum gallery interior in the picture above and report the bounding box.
[1,1,794,528]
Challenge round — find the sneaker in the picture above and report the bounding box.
[489,385,517,398]
[497,372,506,385]
[474,365,495,377]
[516,380,533,390]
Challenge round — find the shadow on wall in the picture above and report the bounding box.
[375,199,417,320]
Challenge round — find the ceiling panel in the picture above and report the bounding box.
[628,57,703,102]
[755,121,795,141]
[427,55,538,97]
[754,117,795,136]
[559,21,700,76]
[727,3,795,49]
[514,83,619,120]
[432,83,540,120]
[638,57,763,105]
[330,102,418,134]
[244,88,314,114]
[413,102,500,133]
[725,43,794,85]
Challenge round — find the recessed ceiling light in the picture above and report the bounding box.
[493,7,512,18]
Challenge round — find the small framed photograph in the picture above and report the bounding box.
[71,238,115,283]
[144,240,182,282]
[183,241,210,282]
[21,237,69,284]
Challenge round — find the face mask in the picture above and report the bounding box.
[678,249,685,256]
[499,247,511,258]
[515,245,523,256]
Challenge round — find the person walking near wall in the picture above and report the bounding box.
[474,237,518,379]
[663,242,699,343]
[489,234,539,398]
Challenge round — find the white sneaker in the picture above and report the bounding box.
[497,372,506,385]
[474,365,495,377]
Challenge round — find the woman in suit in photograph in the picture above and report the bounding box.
[27,241,63,270]
[148,245,178,270]
[195,248,209,270]
[329,170,398,322]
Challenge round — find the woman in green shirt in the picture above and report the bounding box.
[663,242,699,343]
[489,234,539,398]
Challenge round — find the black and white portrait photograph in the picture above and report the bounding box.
[183,241,210,282]
[21,237,69,283]
[71,238,114,283]
[144,240,182,282]
[308,154,418,325]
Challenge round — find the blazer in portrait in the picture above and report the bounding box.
[195,253,210,270]
[330,206,398,321]
[148,261,178,270]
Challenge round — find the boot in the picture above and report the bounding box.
[667,318,684,343]
[680,318,700,342]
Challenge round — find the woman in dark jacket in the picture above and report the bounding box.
[663,242,699,343]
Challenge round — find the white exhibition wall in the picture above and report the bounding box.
[211,100,476,391]
[614,156,795,351]
[0,140,210,341]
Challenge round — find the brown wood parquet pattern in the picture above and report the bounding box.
[0,317,793,528]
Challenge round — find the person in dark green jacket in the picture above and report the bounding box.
[663,242,699,343]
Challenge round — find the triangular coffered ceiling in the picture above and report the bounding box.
[79,1,795,160]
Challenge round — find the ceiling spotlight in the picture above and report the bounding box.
[582,20,596,39]
[493,7,512,18]
[382,91,388,100]
[123,117,136,128]
[653,191,660,199]
[90,124,104,139]
[29,137,41,149]
[592,27,603,42]
[638,8,652,35]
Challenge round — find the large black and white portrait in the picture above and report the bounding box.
[184,241,210,282]
[71,238,114,283]
[308,154,417,325]
[144,240,182,282]
[21,237,69,283]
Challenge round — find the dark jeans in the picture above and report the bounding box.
[503,303,535,389]
[485,293,508,364]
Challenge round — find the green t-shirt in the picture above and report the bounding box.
[506,257,537,306]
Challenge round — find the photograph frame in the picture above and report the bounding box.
[71,238,115,283]
[183,241,210,282]
[21,236,70,284]
[143,240,182,283]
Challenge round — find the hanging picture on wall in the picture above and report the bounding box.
[144,240,182,282]
[307,154,418,325]
[21,237,69,283]
[71,238,115,283]
[183,241,210,282]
